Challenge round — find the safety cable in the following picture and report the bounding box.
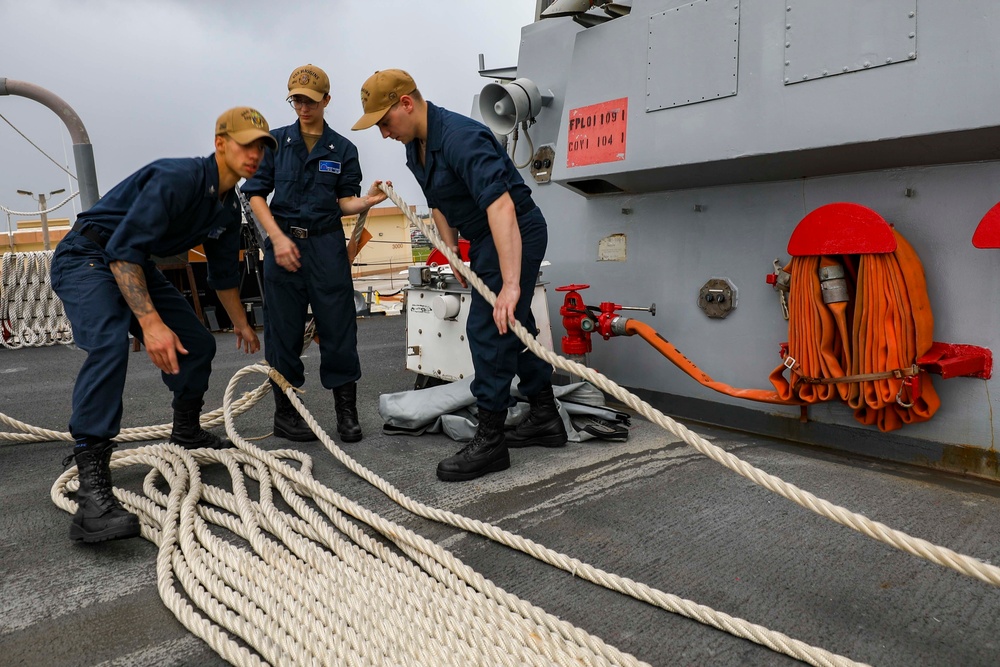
[2,183,996,665]
[0,111,79,180]
[509,120,535,170]
[0,190,80,217]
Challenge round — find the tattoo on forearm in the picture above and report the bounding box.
[110,261,155,318]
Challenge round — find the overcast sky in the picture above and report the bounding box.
[0,0,537,226]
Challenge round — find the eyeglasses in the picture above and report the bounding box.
[288,97,320,110]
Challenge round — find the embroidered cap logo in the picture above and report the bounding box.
[242,109,266,129]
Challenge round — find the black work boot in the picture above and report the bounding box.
[65,441,141,543]
[273,383,318,442]
[333,382,363,443]
[170,399,231,449]
[437,408,511,482]
[505,385,568,448]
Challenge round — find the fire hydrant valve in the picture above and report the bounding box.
[556,284,593,355]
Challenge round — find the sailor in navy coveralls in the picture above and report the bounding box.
[49,107,273,543]
[243,64,387,444]
[353,69,567,482]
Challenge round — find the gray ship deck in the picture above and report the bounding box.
[2,313,999,667]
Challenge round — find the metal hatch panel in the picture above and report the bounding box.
[784,0,918,84]
[646,0,740,112]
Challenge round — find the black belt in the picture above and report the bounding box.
[515,197,537,216]
[75,225,109,249]
[286,225,337,239]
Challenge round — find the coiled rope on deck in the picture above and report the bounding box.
[52,364,867,667]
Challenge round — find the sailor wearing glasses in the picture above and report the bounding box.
[242,64,387,444]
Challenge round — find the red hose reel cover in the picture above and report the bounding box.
[787,202,896,256]
[972,201,1000,248]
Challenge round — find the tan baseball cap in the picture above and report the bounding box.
[351,69,417,130]
[287,64,330,102]
[215,107,277,149]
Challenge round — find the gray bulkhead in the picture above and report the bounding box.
[495,1,1000,476]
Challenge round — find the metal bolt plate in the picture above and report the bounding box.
[698,277,738,319]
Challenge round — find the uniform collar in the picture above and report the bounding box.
[202,154,223,199]
[407,101,443,175]
[287,121,338,154]
[425,101,444,152]
[202,154,238,212]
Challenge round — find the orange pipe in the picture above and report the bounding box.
[623,319,802,406]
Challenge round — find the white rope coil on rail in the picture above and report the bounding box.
[0,250,74,348]
[14,182,993,666]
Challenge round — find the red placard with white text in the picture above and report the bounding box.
[566,98,628,167]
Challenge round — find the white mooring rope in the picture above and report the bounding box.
[0,183,990,666]
[49,365,866,667]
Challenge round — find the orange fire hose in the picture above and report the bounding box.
[623,319,801,405]
[769,228,940,432]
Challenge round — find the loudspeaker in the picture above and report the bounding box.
[604,2,632,17]
[540,0,593,18]
[479,78,544,136]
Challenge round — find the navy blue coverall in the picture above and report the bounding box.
[240,121,362,390]
[50,155,241,443]
[406,102,552,412]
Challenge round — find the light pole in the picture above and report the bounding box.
[17,188,65,251]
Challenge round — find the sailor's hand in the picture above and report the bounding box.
[494,284,520,335]
[233,322,260,354]
[273,233,301,272]
[366,180,391,207]
[142,320,187,374]
[450,255,468,289]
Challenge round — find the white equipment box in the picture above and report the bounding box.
[403,265,554,385]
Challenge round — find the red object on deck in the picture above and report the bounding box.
[425,239,470,267]
[972,201,1000,248]
[916,342,993,380]
[787,202,897,256]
